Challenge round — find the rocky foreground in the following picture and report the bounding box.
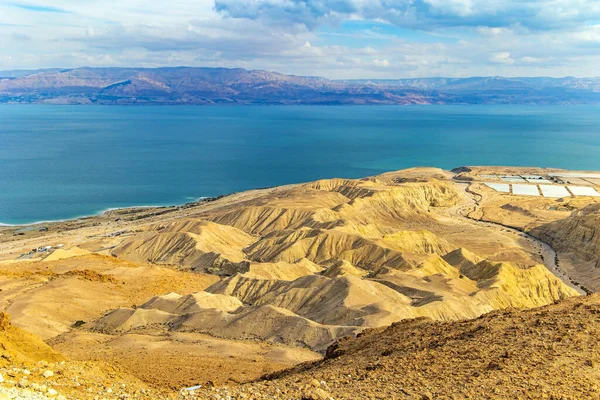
[3,294,600,399]
[0,312,168,400]
[190,294,600,399]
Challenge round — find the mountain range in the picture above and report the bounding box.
[1,67,600,105]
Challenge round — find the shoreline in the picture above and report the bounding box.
[0,197,210,227]
[2,164,600,228]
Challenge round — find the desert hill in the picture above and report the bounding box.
[0,311,170,399]
[532,204,600,290]
[97,169,576,356]
[0,312,62,368]
[191,294,600,399]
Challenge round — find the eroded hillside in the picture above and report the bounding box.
[532,204,600,289]
[100,169,576,352]
[0,167,592,395]
[0,312,167,399]
[457,166,600,293]
[192,294,600,399]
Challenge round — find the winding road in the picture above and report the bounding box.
[450,181,586,295]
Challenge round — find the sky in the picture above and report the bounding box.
[1,0,600,78]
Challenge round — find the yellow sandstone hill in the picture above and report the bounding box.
[99,170,578,354]
[0,312,63,367]
[0,311,171,399]
[112,220,255,274]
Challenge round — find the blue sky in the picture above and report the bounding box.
[1,0,600,78]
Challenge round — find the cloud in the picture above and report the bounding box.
[490,52,514,65]
[521,56,549,64]
[214,0,358,29]
[215,0,600,31]
[11,32,31,41]
[8,2,70,13]
[373,59,390,67]
[1,0,600,78]
[73,18,311,61]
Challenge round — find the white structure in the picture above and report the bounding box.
[512,184,540,196]
[568,186,600,197]
[521,175,543,180]
[525,178,552,184]
[501,176,527,183]
[539,185,571,198]
[548,173,600,179]
[484,183,510,193]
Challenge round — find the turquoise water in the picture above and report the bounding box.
[1,105,600,225]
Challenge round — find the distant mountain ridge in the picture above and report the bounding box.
[1,67,600,105]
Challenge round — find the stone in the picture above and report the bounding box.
[302,387,333,400]
[43,370,54,378]
[48,388,58,397]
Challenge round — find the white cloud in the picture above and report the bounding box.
[490,52,514,65]
[1,0,600,78]
[571,24,600,42]
[521,56,547,64]
[215,0,600,31]
[373,59,390,67]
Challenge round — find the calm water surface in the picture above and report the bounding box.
[1,105,600,225]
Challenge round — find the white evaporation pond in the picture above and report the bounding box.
[549,173,600,179]
[501,176,527,183]
[526,178,552,184]
[512,184,540,196]
[568,186,600,197]
[484,183,510,193]
[539,185,571,198]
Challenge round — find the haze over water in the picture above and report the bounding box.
[2,105,600,225]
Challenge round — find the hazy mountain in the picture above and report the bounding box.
[1,67,600,105]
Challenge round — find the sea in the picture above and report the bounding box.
[1,105,600,225]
